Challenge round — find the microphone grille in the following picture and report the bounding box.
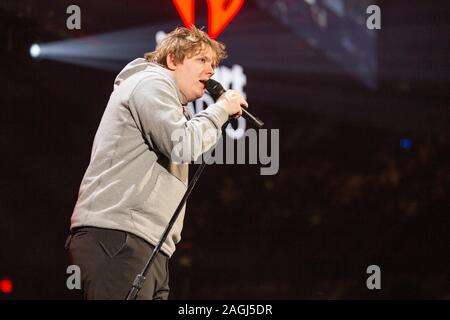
[205,79,225,101]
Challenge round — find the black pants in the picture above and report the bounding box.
[66,227,169,300]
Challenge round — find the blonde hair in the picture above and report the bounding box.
[144,25,227,68]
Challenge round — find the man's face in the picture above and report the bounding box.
[171,46,216,104]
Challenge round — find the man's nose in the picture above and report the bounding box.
[205,63,214,76]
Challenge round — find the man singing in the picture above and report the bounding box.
[66,26,248,299]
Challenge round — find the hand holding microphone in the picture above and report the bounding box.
[216,90,248,119]
[205,79,264,128]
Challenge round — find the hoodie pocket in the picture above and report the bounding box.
[132,169,187,228]
[144,170,186,216]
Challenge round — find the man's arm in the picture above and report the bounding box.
[129,76,229,163]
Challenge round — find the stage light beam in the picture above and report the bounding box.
[30,44,41,58]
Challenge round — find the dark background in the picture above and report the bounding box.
[0,0,449,299]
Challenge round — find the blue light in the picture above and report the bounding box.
[400,138,412,149]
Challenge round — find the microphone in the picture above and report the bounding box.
[205,79,264,128]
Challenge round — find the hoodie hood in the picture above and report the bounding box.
[113,58,184,106]
[113,58,150,90]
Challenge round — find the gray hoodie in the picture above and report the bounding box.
[70,58,228,257]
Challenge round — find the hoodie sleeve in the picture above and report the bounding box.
[129,75,229,163]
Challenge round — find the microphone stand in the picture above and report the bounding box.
[126,80,264,299]
[125,122,229,300]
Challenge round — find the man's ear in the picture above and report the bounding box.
[166,53,177,71]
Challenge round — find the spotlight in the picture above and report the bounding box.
[29,43,41,58]
[0,278,13,294]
